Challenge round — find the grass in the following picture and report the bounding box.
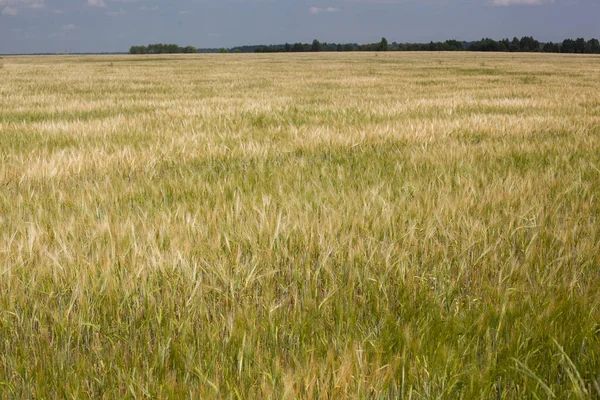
[0,52,599,398]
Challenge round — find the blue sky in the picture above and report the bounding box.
[1,0,598,53]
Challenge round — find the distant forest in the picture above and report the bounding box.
[130,36,600,55]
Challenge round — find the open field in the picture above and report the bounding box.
[1,52,600,398]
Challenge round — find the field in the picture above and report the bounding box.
[1,52,599,398]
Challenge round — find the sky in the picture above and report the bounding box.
[0,0,598,54]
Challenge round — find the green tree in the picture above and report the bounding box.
[469,38,504,52]
[542,42,559,53]
[129,45,148,54]
[510,37,520,52]
[378,37,388,51]
[445,40,464,51]
[586,38,600,54]
[561,39,575,53]
[574,38,586,53]
[311,39,321,52]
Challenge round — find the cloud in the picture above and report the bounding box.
[61,24,77,30]
[0,0,45,13]
[309,6,340,14]
[106,7,125,15]
[2,5,17,14]
[87,0,106,7]
[491,0,553,5]
[140,5,158,10]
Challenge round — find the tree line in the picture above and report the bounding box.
[465,37,599,53]
[129,43,198,54]
[130,37,600,55]
[251,37,600,54]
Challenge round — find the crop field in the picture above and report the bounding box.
[1,52,599,398]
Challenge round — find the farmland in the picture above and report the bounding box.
[1,52,599,398]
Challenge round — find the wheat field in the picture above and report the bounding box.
[1,52,599,398]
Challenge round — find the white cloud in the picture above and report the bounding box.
[61,23,77,30]
[491,0,553,5]
[0,0,45,13]
[87,0,106,7]
[309,6,340,14]
[106,7,125,15]
[140,5,158,10]
[2,5,17,14]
